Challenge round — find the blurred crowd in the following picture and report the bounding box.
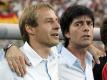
[0,0,107,47]
[0,0,107,27]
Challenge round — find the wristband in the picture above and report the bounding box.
[4,42,14,54]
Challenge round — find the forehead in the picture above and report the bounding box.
[73,15,92,22]
[36,7,58,20]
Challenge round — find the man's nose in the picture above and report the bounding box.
[54,21,60,30]
[83,23,90,31]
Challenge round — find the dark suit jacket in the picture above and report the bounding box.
[93,56,107,80]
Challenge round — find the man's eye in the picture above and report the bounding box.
[88,22,93,26]
[46,20,53,23]
[75,23,82,27]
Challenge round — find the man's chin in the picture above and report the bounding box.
[48,41,59,47]
[79,42,91,48]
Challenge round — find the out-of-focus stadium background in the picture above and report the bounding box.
[0,0,106,49]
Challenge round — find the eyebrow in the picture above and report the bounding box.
[45,17,53,20]
[74,19,92,23]
[44,17,58,21]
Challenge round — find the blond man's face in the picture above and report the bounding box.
[31,7,60,47]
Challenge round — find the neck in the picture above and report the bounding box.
[67,44,88,69]
[29,41,51,59]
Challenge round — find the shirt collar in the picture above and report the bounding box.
[85,51,93,66]
[60,44,77,66]
[59,44,93,67]
[20,42,58,67]
[20,42,43,67]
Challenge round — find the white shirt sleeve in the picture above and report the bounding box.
[0,57,14,80]
[0,49,23,80]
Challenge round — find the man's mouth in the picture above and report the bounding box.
[82,35,91,40]
[51,33,59,39]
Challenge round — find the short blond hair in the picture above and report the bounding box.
[19,2,55,42]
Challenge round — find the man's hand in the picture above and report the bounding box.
[89,44,106,64]
[5,45,31,77]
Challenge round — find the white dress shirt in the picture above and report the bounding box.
[0,43,94,80]
[57,44,94,80]
[0,42,59,80]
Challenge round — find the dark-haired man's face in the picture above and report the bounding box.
[65,15,94,48]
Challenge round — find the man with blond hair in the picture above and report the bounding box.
[0,3,60,80]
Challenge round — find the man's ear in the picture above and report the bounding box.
[25,24,35,35]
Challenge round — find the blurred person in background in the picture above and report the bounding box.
[0,0,18,23]
[0,0,19,52]
[99,16,107,80]
[49,0,71,17]
[93,16,107,80]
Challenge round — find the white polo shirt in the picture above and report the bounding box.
[0,42,59,80]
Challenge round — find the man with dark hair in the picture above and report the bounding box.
[58,5,94,80]
[93,18,107,80]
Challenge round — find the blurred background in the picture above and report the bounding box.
[0,0,106,48]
